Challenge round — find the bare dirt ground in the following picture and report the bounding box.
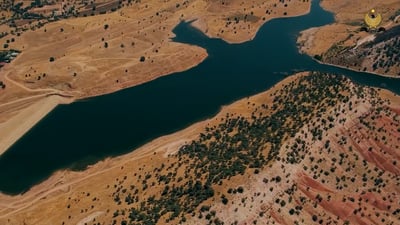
[0,0,311,156]
[75,211,104,225]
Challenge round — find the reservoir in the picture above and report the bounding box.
[1,0,400,195]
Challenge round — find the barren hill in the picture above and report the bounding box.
[1,71,399,225]
[297,0,400,78]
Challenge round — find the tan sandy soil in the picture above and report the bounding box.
[0,25,9,34]
[76,211,104,225]
[298,23,360,56]
[28,4,63,15]
[1,72,399,225]
[320,0,399,24]
[187,0,311,43]
[0,0,311,156]
[297,0,400,78]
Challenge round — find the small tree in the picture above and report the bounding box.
[314,55,322,61]
[49,57,55,62]
[221,195,228,205]
[139,56,145,62]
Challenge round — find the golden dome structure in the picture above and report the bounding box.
[364,9,382,29]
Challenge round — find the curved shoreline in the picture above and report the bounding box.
[190,3,312,45]
[0,1,399,223]
[0,73,302,218]
[0,2,313,156]
[1,71,399,224]
[2,0,399,192]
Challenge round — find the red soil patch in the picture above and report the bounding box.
[297,172,333,193]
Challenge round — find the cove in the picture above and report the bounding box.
[1,0,400,195]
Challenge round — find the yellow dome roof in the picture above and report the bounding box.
[364,9,382,28]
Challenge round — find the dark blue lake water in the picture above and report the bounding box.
[1,0,399,195]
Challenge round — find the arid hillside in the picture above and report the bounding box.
[297,0,400,77]
[1,72,399,225]
[321,26,400,77]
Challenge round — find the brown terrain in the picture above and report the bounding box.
[297,0,400,78]
[0,72,399,225]
[0,0,311,155]
[1,1,400,225]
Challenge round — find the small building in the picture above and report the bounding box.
[364,9,382,29]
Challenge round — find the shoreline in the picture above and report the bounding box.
[0,73,302,218]
[1,71,399,224]
[0,95,73,156]
[191,3,312,45]
[0,0,395,157]
[312,57,400,79]
[297,0,400,80]
[0,2,313,156]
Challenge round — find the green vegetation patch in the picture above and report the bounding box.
[0,49,20,63]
